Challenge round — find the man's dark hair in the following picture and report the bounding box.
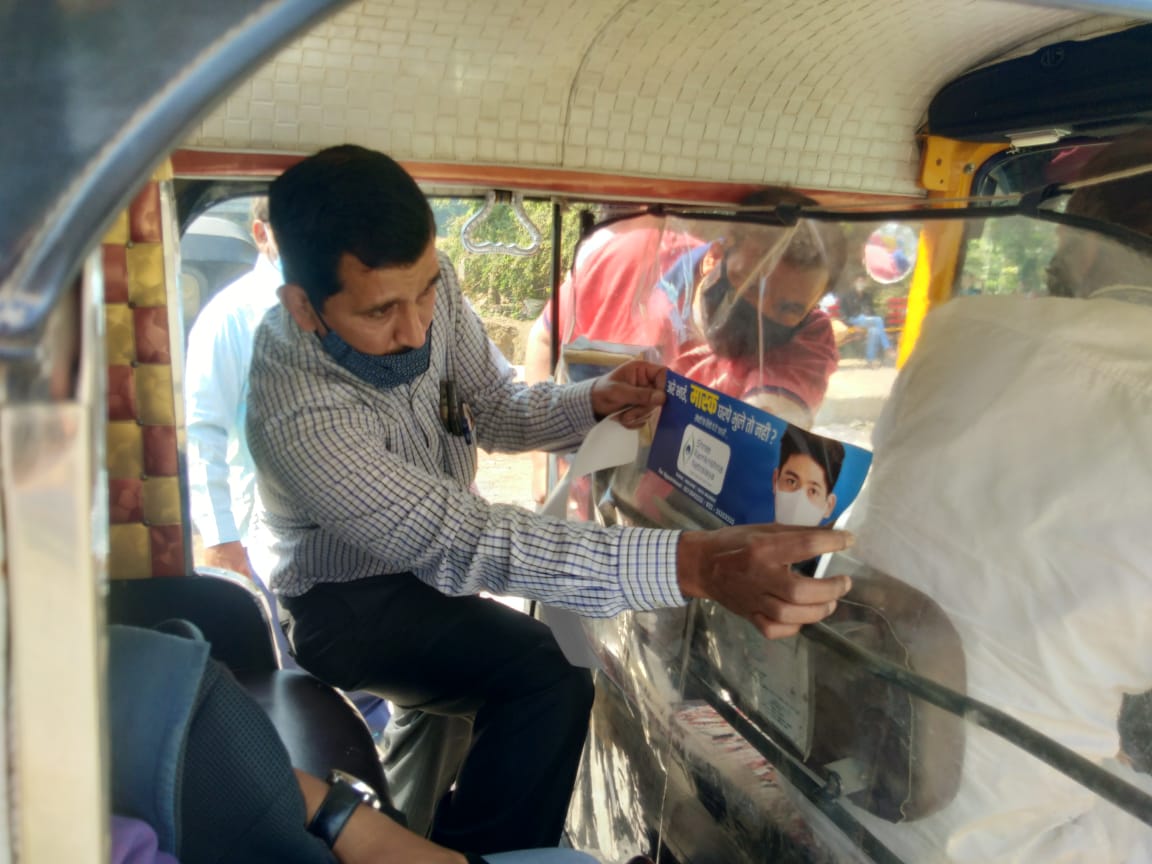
[269,145,435,311]
[778,424,845,493]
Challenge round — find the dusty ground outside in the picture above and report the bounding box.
[472,359,540,511]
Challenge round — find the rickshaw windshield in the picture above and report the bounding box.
[558,204,1152,864]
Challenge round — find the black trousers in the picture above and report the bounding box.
[281,573,594,855]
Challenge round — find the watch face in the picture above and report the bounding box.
[328,769,382,809]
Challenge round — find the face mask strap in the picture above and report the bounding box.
[313,305,335,338]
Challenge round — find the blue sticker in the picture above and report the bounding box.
[647,371,872,527]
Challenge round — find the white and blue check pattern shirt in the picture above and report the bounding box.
[247,252,684,615]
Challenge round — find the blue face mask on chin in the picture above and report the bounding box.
[317,322,432,391]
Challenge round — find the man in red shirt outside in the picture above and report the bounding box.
[657,216,844,425]
[526,213,699,357]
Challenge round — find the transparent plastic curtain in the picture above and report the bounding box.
[560,207,1152,863]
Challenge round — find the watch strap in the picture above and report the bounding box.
[305,777,366,848]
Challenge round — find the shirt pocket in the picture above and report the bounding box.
[375,399,442,474]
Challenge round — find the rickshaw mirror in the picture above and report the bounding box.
[864,222,919,284]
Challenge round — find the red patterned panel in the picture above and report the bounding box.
[109,478,143,524]
[133,306,171,364]
[107,167,189,581]
[149,525,186,578]
[107,365,137,421]
[104,246,129,304]
[129,183,162,244]
[142,425,178,477]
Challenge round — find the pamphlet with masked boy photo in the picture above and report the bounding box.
[647,371,872,529]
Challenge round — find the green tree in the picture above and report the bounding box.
[435,198,585,319]
[961,215,1059,295]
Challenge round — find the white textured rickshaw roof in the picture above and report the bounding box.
[185,0,1132,195]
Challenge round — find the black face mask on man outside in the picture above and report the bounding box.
[699,256,800,359]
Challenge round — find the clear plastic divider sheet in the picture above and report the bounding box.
[558,203,1152,864]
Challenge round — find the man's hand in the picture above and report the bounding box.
[202,541,256,582]
[590,359,667,428]
[677,525,853,639]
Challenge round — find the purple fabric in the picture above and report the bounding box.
[111,816,180,864]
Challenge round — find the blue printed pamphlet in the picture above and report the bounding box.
[647,371,872,527]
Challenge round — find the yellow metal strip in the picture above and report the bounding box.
[898,136,1009,363]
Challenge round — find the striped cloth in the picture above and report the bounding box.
[247,251,684,615]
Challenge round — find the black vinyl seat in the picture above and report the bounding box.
[106,568,391,806]
[107,568,279,674]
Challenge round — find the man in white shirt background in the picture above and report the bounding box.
[185,197,282,581]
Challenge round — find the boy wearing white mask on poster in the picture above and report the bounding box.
[773,425,843,527]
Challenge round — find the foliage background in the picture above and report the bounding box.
[433,198,586,320]
[960,216,1059,295]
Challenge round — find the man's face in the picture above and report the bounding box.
[773,452,836,526]
[699,234,829,329]
[316,240,440,355]
[758,260,830,328]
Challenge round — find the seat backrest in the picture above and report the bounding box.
[234,667,392,811]
[806,564,966,822]
[106,570,393,807]
[106,568,279,675]
[107,625,336,864]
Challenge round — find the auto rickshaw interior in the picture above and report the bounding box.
[4,3,1152,864]
[122,25,1152,864]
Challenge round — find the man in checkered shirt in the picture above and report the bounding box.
[247,145,852,856]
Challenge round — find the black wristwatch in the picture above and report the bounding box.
[305,770,381,849]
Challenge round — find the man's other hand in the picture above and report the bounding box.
[676,525,853,639]
[202,541,256,582]
[590,359,667,428]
